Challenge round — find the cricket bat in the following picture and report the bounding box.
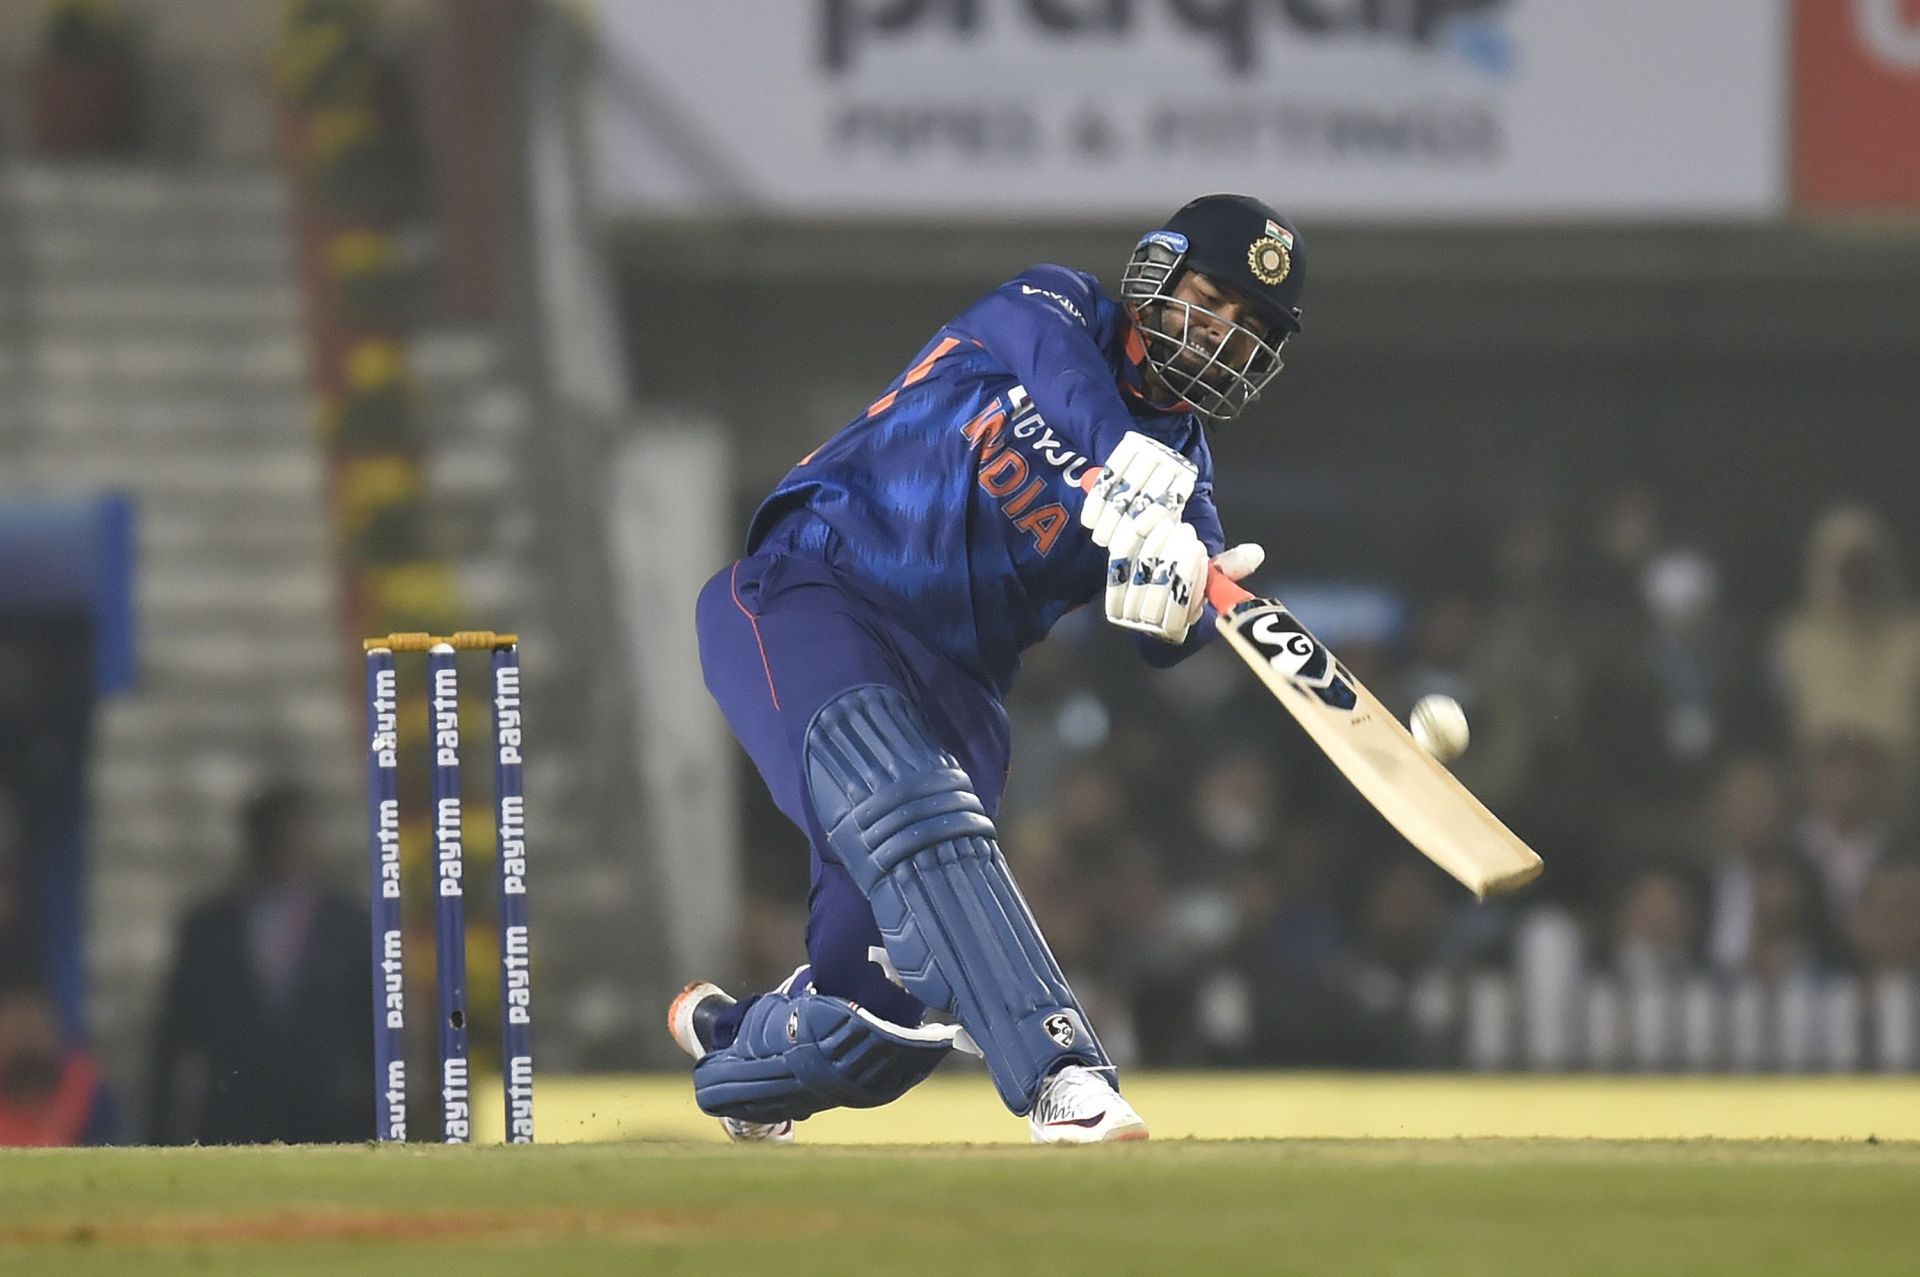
[1081,473,1543,898]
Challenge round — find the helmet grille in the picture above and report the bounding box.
[1120,241,1291,424]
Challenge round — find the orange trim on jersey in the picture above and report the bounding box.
[866,336,962,419]
[1121,317,1194,415]
[961,406,1007,451]
[730,562,781,711]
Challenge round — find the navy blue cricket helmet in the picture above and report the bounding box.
[1120,194,1306,423]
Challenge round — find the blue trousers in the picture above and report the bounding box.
[695,536,1011,1039]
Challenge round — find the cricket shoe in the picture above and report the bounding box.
[667,980,795,1145]
[1028,1064,1149,1144]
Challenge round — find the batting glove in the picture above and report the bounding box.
[1082,431,1198,550]
[1106,519,1209,644]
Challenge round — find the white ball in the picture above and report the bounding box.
[1410,694,1470,763]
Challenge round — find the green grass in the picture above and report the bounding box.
[5,1138,1919,1275]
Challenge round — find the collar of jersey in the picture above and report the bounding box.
[1116,312,1198,420]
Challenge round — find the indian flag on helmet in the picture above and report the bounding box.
[1264,219,1294,251]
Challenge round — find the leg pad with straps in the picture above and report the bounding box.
[805,683,1111,1114]
[692,983,958,1124]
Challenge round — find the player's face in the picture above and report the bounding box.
[1148,272,1274,392]
[1172,273,1273,345]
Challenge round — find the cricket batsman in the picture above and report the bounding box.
[670,195,1305,1143]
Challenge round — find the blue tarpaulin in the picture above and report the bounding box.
[0,492,138,1040]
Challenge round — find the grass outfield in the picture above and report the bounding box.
[4,1075,1919,1275]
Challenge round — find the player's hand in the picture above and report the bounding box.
[1213,542,1265,582]
[1082,431,1198,550]
[1106,519,1209,644]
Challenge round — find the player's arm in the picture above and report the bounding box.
[949,265,1143,461]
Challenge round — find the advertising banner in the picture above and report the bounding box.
[1795,0,1920,212]
[596,0,1787,220]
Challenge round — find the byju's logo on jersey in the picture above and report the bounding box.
[959,382,1094,558]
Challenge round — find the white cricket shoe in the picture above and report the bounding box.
[1028,1064,1149,1144]
[667,979,795,1145]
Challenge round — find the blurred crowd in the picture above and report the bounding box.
[2,775,372,1147]
[732,496,1920,1069]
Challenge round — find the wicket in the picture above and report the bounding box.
[364,630,533,1144]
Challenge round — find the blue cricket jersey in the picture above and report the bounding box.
[745,264,1227,695]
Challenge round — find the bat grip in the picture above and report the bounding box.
[1206,566,1253,613]
[1077,466,1256,615]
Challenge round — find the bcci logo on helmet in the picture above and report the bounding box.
[1043,1013,1077,1049]
[1248,220,1294,286]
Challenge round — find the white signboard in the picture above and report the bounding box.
[595,0,1786,220]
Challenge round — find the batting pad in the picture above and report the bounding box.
[805,684,1112,1114]
[692,986,958,1124]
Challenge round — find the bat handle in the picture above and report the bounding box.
[1206,566,1253,613]
[1077,465,1257,615]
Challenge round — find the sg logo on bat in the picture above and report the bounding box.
[1235,603,1358,711]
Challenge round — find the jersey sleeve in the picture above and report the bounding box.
[1185,479,1225,558]
[948,265,1141,461]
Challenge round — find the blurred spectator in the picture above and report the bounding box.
[1701,754,1812,975]
[1590,549,1781,826]
[1080,833,1174,1068]
[1588,481,1666,612]
[1038,757,1132,877]
[1850,858,1920,981]
[0,853,39,990]
[1610,865,1701,982]
[146,782,372,1145]
[1776,505,1920,783]
[0,982,116,1146]
[1796,734,1900,928]
[1355,860,1452,981]
[1239,826,1369,1066]
[1404,589,1552,822]
[1644,548,1779,753]
[1347,859,1459,1066]
[1473,512,1612,905]
[1183,748,1284,884]
[28,0,141,157]
[1742,855,1833,986]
